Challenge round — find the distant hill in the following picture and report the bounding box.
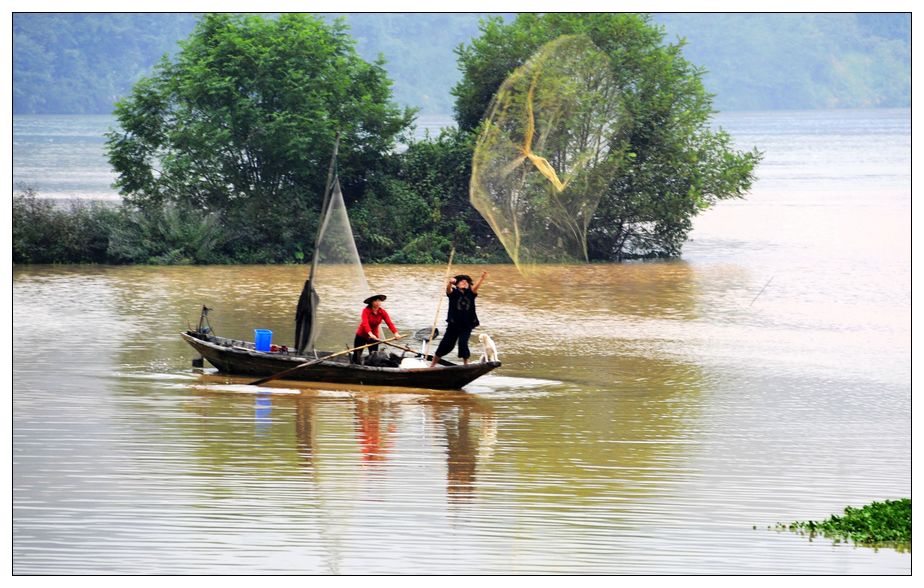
[12,12,489,115]
[13,12,910,115]
[332,13,498,114]
[13,13,201,114]
[654,13,910,110]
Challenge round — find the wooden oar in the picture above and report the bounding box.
[381,339,424,356]
[380,339,454,367]
[247,335,404,386]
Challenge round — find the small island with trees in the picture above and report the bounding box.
[14,13,759,265]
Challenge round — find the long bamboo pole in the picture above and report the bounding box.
[425,248,455,356]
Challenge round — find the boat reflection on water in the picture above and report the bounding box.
[255,393,273,436]
[352,398,398,463]
[294,394,316,468]
[186,374,497,502]
[424,396,497,502]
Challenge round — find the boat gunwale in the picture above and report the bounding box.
[181,331,501,375]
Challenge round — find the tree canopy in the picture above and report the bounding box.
[105,13,415,261]
[453,13,761,260]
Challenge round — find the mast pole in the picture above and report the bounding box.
[296,132,341,354]
[425,247,455,356]
[310,132,341,284]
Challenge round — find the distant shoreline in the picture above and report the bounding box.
[13,108,910,202]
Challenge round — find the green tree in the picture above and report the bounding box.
[13,188,119,264]
[106,13,415,262]
[107,203,226,265]
[351,128,503,263]
[452,13,761,260]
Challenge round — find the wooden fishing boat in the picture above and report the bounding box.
[182,140,499,390]
[182,330,501,390]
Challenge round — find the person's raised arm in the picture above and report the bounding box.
[472,271,488,294]
[446,277,456,295]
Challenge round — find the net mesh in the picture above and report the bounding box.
[307,178,370,351]
[470,34,625,272]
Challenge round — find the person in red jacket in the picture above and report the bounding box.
[354,294,401,365]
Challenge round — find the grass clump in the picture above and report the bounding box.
[777,498,910,545]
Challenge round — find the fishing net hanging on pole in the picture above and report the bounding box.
[470,34,625,273]
[296,177,369,353]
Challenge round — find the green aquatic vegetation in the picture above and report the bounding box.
[776,498,911,546]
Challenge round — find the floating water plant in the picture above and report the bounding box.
[776,498,910,546]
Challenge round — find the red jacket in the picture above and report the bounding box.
[356,307,397,338]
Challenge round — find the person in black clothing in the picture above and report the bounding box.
[429,271,488,367]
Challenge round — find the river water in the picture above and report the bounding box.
[12,109,910,574]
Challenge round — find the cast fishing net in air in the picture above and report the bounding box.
[470,34,625,273]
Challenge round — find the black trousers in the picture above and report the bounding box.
[353,334,378,364]
[434,323,474,360]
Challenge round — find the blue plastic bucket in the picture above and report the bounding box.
[254,329,273,352]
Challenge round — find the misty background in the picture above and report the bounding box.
[13,12,911,116]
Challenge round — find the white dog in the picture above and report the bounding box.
[478,333,499,363]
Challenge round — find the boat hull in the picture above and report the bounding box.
[181,331,500,390]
